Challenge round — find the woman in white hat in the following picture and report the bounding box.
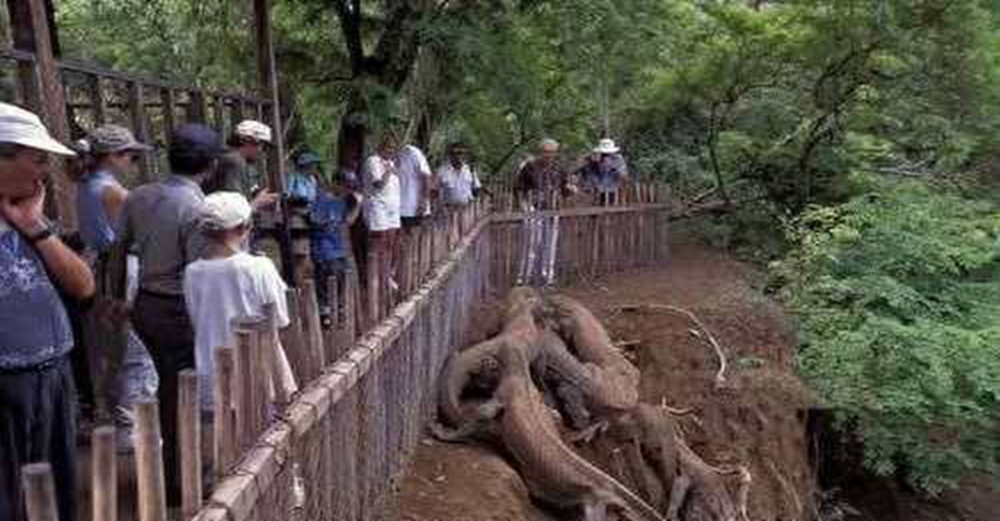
[182,192,297,413]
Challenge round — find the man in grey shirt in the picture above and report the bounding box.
[118,123,223,505]
[203,120,277,210]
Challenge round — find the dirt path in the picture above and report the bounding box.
[384,239,817,521]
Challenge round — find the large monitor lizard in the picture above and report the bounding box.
[485,343,667,521]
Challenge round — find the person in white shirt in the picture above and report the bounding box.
[361,132,402,293]
[395,143,432,228]
[183,192,298,412]
[436,141,482,208]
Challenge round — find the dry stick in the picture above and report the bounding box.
[768,460,802,518]
[92,426,117,521]
[135,399,168,521]
[616,303,729,387]
[178,370,202,519]
[22,463,59,521]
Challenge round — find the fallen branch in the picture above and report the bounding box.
[616,304,729,388]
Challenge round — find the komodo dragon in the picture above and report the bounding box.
[434,287,546,435]
[539,295,641,435]
[483,343,667,521]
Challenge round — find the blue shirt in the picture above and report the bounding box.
[77,169,119,253]
[287,172,318,203]
[0,220,74,369]
[309,192,348,262]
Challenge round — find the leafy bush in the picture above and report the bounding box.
[773,177,1000,493]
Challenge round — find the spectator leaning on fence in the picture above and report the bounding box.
[286,151,322,204]
[118,123,222,506]
[77,125,160,450]
[436,141,482,208]
[0,102,95,521]
[576,138,628,206]
[310,172,362,327]
[204,119,278,210]
[362,131,403,292]
[515,137,575,286]
[395,141,432,228]
[183,191,298,413]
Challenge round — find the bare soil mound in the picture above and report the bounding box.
[385,240,817,521]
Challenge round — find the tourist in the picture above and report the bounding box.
[204,119,277,210]
[436,141,482,209]
[286,151,322,204]
[76,125,159,449]
[362,132,402,295]
[310,172,362,327]
[118,123,222,505]
[0,102,95,521]
[576,138,628,206]
[183,192,297,412]
[515,137,575,286]
[396,141,432,228]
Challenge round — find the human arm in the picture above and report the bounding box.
[0,183,95,300]
[102,182,129,223]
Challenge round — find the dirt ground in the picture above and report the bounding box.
[384,239,819,521]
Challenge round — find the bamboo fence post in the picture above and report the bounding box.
[214,345,236,476]
[178,369,202,518]
[91,426,117,521]
[161,88,175,137]
[281,287,307,381]
[298,279,327,377]
[135,399,168,521]
[22,463,59,521]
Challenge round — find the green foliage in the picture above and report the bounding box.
[773,178,1000,493]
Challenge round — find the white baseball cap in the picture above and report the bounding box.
[0,102,75,156]
[593,138,620,155]
[201,191,252,231]
[234,120,272,144]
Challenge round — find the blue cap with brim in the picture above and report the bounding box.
[296,152,322,168]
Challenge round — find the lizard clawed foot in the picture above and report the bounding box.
[568,420,610,445]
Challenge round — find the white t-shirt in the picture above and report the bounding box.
[183,252,291,410]
[395,144,432,217]
[437,161,481,205]
[362,154,402,231]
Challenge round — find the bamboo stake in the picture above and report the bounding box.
[134,399,168,521]
[22,463,59,521]
[91,426,117,521]
[214,345,236,476]
[178,369,202,518]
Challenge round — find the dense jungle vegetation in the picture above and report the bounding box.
[31,0,1000,495]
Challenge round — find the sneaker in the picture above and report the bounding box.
[115,428,135,453]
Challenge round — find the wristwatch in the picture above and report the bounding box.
[26,219,54,244]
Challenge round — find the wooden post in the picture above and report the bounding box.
[187,90,206,123]
[160,88,175,138]
[92,426,117,521]
[280,287,307,380]
[21,463,59,521]
[254,0,286,193]
[7,0,75,227]
[212,94,226,133]
[127,81,152,181]
[178,370,202,519]
[213,346,236,477]
[88,75,107,126]
[299,278,328,371]
[135,399,168,521]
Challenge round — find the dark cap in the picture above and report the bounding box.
[170,124,225,162]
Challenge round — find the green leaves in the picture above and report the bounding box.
[776,179,1000,493]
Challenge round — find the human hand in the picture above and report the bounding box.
[252,189,279,210]
[0,180,48,235]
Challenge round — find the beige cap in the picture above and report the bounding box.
[201,191,252,231]
[0,102,75,156]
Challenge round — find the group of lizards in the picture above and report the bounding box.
[432,288,750,521]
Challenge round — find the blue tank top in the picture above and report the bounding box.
[77,170,119,253]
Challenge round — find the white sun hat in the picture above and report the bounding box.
[234,120,272,144]
[0,102,75,156]
[593,138,621,155]
[201,191,253,231]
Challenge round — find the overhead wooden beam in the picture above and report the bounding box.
[6,0,75,227]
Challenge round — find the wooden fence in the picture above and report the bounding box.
[18,196,670,521]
